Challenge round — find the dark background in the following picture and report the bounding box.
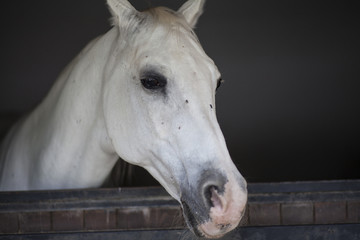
[0,0,359,184]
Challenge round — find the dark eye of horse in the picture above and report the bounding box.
[216,78,224,91]
[140,74,167,90]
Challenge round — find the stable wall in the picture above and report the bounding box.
[0,0,359,182]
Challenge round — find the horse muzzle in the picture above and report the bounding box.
[180,170,248,239]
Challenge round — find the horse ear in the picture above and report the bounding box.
[178,0,206,28]
[107,0,139,27]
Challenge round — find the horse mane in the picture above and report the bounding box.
[144,7,200,45]
[146,7,186,26]
[109,5,196,45]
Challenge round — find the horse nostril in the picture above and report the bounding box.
[199,171,227,210]
[204,185,214,207]
[204,185,223,210]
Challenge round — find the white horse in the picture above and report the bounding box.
[0,0,247,238]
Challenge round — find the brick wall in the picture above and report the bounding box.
[0,180,359,235]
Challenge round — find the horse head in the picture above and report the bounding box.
[104,0,247,238]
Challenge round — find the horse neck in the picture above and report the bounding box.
[26,28,121,188]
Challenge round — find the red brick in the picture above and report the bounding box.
[19,212,51,233]
[52,210,83,231]
[248,203,280,226]
[347,201,360,223]
[118,207,150,229]
[84,209,116,230]
[0,212,18,233]
[281,202,313,225]
[315,201,346,224]
[148,207,185,229]
[116,207,185,230]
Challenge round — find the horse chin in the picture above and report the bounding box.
[183,211,245,239]
[181,203,239,239]
[181,208,241,239]
[197,218,240,239]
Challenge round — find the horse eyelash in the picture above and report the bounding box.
[216,78,224,91]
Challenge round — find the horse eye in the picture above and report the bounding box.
[216,78,224,91]
[140,74,167,90]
